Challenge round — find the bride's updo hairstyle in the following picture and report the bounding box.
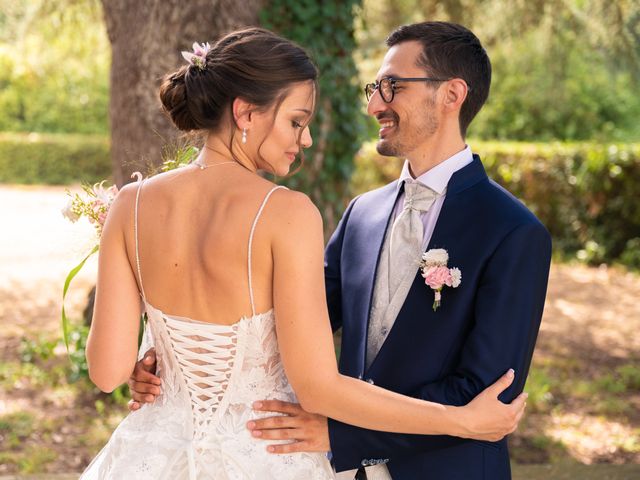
[159,27,318,170]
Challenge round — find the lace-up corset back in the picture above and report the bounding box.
[133,182,284,432]
[161,316,238,436]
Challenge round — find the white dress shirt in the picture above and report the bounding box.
[392,145,474,249]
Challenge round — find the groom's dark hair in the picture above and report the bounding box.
[386,22,491,137]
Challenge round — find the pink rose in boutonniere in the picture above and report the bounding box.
[420,249,462,311]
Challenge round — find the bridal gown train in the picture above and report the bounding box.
[81,183,335,480]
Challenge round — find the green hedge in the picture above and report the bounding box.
[0,132,111,185]
[352,141,640,268]
[3,132,639,268]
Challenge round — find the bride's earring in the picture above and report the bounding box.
[242,128,247,144]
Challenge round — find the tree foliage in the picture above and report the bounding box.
[356,0,640,142]
[0,0,109,134]
[261,0,365,232]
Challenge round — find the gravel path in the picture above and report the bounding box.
[0,185,98,285]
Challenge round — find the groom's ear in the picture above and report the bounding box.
[232,97,255,130]
[442,78,468,113]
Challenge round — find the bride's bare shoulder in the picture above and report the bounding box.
[266,188,323,236]
[135,167,190,190]
[108,181,140,218]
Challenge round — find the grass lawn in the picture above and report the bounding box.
[513,463,640,479]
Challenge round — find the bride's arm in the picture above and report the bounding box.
[86,185,142,392]
[271,191,525,440]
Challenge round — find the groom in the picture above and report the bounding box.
[129,22,551,479]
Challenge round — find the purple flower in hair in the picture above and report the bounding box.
[181,42,211,70]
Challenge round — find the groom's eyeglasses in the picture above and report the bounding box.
[364,76,463,103]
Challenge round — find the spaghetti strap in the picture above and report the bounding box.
[248,185,287,316]
[133,177,146,301]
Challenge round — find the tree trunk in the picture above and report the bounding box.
[100,0,264,186]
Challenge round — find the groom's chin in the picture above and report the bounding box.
[376,139,401,157]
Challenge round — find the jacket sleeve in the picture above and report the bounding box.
[324,196,359,333]
[328,221,552,471]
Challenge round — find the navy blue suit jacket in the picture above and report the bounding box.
[324,156,552,479]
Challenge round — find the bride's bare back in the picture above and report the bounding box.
[127,165,281,325]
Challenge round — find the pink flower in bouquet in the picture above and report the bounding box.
[93,183,118,207]
[62,181,119,234]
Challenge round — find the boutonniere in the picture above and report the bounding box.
[420,249,462,311]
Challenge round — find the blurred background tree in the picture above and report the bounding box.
[100,0,263,185]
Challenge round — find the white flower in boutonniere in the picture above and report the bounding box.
[420,249,462,311]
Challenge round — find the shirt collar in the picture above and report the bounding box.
[397,146,474,195]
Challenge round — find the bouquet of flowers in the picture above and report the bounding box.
[60,182,119,349]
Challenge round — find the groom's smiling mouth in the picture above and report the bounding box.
[377,114,398,138]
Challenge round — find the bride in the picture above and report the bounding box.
[81,27,526,479]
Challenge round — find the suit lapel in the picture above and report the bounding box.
[365,156,488,374]
[425,155,488,252]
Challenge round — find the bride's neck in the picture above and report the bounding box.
[203,132,257,173]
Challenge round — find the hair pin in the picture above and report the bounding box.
[181,42,211,70]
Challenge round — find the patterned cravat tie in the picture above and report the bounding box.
[388,180,439,294]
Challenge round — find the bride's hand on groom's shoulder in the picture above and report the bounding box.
[247,400,330,453]
[127,348,161,411]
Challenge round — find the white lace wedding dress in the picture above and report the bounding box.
[81,184,335,479]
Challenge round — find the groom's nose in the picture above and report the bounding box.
[366,86,387,118]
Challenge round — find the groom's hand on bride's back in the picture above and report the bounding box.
[127,348,161,411]
[247,400,330,453]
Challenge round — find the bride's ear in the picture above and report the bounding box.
[232,97,255,131]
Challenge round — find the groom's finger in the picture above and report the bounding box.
[140,349,157,370]
[253,400,303,415]
[127,379,160,395]
[130,368,161,386]
[266,440,309,454]
[130,390,157,403]
[486,368,515,398]
[251,427,299,440]
[249,415,298,431]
